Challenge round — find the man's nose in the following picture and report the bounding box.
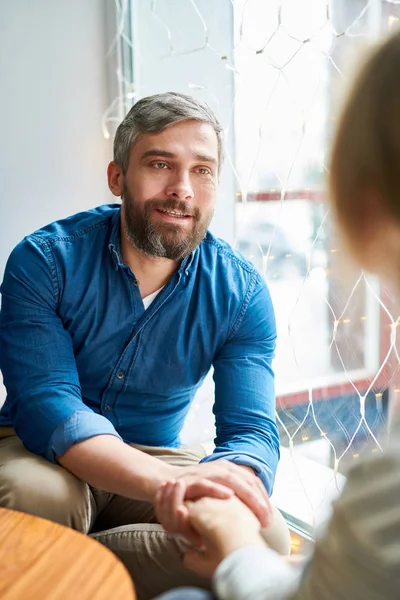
[164,171,194,200]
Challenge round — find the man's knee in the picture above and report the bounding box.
[0,435,94,532]
[92,523,211,600]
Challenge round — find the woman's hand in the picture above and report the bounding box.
[185,494,265,558]
[155,482,266,578]
[183,494,265,578]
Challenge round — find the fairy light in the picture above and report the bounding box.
[104,1,398,518]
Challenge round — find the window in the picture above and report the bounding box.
[116,0,400,536]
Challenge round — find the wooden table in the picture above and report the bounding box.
[0,507,136,599]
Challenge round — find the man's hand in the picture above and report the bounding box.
[155,460,271,546]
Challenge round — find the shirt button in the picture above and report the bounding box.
[133,280,140,286]
[105,404,111,412]
[117,371,125,379]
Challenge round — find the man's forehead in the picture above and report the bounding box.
[137,121,218,154]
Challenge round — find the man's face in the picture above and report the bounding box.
[121,119,219,261]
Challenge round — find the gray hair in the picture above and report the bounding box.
[113,91,224,174]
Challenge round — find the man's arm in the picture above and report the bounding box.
[59,434,228,502]
[0,237,175,497]
[154,275,278,543]
[202,273,280,495]
[0,237,122,459]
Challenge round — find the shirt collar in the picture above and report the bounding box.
[108,208,123,270]
[178,249,196,275]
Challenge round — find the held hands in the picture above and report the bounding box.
[156,485,265,578]
[154,460,271,555]
[184,495,266,577]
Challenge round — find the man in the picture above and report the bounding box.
[0,92,289,599]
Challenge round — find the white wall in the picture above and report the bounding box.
[0,0,114,403]
[0,0,113,280]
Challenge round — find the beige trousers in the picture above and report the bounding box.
[0,427,291,600]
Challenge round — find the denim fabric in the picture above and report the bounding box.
[0,204,279,493]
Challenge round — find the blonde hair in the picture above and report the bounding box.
[329,29,400,271]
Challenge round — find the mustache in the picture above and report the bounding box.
[146,199,200,219]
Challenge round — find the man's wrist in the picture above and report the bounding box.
[237,464,256,476]
[144,461,178,502]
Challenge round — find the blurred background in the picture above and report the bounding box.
[1,0,400,541]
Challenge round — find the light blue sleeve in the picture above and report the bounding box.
[0,236,122,462]
[213,545,303,600]
[203,275,280,495]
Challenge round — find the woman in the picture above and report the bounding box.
[155,28,400,600]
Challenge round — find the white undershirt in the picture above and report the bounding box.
[142,286,164,310]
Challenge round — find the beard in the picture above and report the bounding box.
[122,184,214,261]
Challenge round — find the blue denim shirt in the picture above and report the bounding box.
[0,204,279,494]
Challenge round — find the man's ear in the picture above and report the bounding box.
[107,161,124,197]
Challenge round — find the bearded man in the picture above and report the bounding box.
[0,92,289,599]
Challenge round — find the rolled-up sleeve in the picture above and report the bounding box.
[0,236,121,462]
[202,274,280,495]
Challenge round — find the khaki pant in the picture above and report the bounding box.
[0,427,291,600]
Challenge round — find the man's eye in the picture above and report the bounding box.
[198,167,212,175]
[153,162,169,169]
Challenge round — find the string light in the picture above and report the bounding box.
[104,2,397,510]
